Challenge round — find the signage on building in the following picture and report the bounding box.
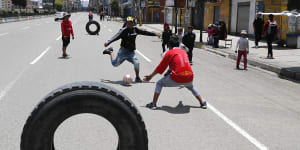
[166,0,174,7]
[256,1,264,14]
[148,0,160,7]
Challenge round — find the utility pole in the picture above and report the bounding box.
[174,0,177,34]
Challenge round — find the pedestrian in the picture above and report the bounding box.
[212,24,220,48]
[100,11,105,21]
[61,13,74,58]
[162,23,172,54]
[182,26,196,64]
[253,12,264,48]
[235,30,249,70]
[143,35,207,109]
[206,24,214,45]
[262,14,278,59]
[177,27,183,43]
[88,12,93,21]
[219,21,227,41]
[103,16,160,82]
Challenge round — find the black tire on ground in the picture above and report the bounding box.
[86,21,100,35]
[21,82,148,150]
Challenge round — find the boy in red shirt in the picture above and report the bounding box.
[144,35,207,109]
[61,13,74,58]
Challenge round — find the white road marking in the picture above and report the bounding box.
[56,35,62,40]
[0,66,29,101]
[207,102,269,150]
[108,29,112,32]
[30,47,51,65]
[136,50,152,63]
[21,26,30,30]
[0,32,8,37]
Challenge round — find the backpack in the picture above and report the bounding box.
[267,20,277,35]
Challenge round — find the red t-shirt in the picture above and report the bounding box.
[61,20,74,37]
[155,48,194,83]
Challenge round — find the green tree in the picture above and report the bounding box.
[54,0,63,11]
[111,0,119,16]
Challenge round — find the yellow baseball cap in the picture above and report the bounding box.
[126,16,134,22]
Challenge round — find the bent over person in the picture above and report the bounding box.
[144,35,207,109]
[103,16,160,82]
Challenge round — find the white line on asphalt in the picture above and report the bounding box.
[136,50,152,63]
[0,32,8,37]
[21,26,30,30]
[207,102,268,150]
[30,47,51,65]
[56,35,62,41]
[108,29,112,32]
[0,66,29,101]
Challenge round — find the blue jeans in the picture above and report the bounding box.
[155,75,200,96]
[111,48,140,71]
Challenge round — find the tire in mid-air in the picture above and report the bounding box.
[21,81,148,150]
[86,20,100,35]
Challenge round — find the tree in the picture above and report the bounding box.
[11,0,26,9]
[111,0,119,16]
[54,0,63,11]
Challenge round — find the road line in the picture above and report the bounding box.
[21,26,30,30]
[56,35,62,41]
[30,47,51,65]
[207,102,269,150]
[108,29,112,32]
[0,66,29,101]
[0,32,8,37]
[136,49,151,62]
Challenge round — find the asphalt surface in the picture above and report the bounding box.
[0,12,300,150]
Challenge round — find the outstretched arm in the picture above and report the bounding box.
[105,28,124,47]
[136,28,160,37]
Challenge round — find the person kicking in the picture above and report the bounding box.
[103,16,160,82]
[143,35,207,109]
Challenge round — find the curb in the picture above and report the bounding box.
[0,15,54,24]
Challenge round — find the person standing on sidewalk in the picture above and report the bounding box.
[235,30,249,70]
[206,24,214,45]
[162,23,172,54]
[182,26,196,64]
[262,14,278,59]
[61,13,74,58]
[103,16,160,82]
[212,24,220,48]
[143,35,207,109]
[253,12,264,48]
[219,21,227,41]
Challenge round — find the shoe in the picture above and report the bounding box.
[255,46,259,48]
[146,102,157,109]
[236,66,240,70]
[103,47,113,55]
[62,53,69,58]
[135,77,142,83]
[244,67,247,70]
[200,101,207,109]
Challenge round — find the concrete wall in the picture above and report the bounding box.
[230,0,256,35]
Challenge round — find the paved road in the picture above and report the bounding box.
[1,12,300,150]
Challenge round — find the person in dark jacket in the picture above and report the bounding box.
[212,24,220,48]
[253,12,264,48]
[162,23,172,53]
[182,26,196,64]
[219,21,227,40]
[103,16,160,82]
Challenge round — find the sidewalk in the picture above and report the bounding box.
[140,23,300,81]
[0,15,55,24]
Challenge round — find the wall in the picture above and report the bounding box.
[230,0,256,34]
[204,0,230,30]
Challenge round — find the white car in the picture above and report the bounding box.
[54,12,66,21]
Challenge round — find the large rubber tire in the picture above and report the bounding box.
[21,82,148,150]
[86,21,100,35]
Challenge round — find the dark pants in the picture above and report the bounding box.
[267,35,273,57]
[188,47,193,62]
[255,32,262,46]
[162,42,167,53]
[213,37,219,48]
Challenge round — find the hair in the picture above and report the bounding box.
[269,14,274,19]
[168,35,180,48]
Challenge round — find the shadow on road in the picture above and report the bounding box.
[100,79,132,87]
[145,101,201,114]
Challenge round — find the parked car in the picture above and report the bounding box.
[54,12,66,21]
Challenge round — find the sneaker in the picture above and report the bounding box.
[103,47,113,55]
[255,46,259,48]
[135,77,142,83]
[146,102,157,109]
[200,101,207,109]
[236,66,240,70]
